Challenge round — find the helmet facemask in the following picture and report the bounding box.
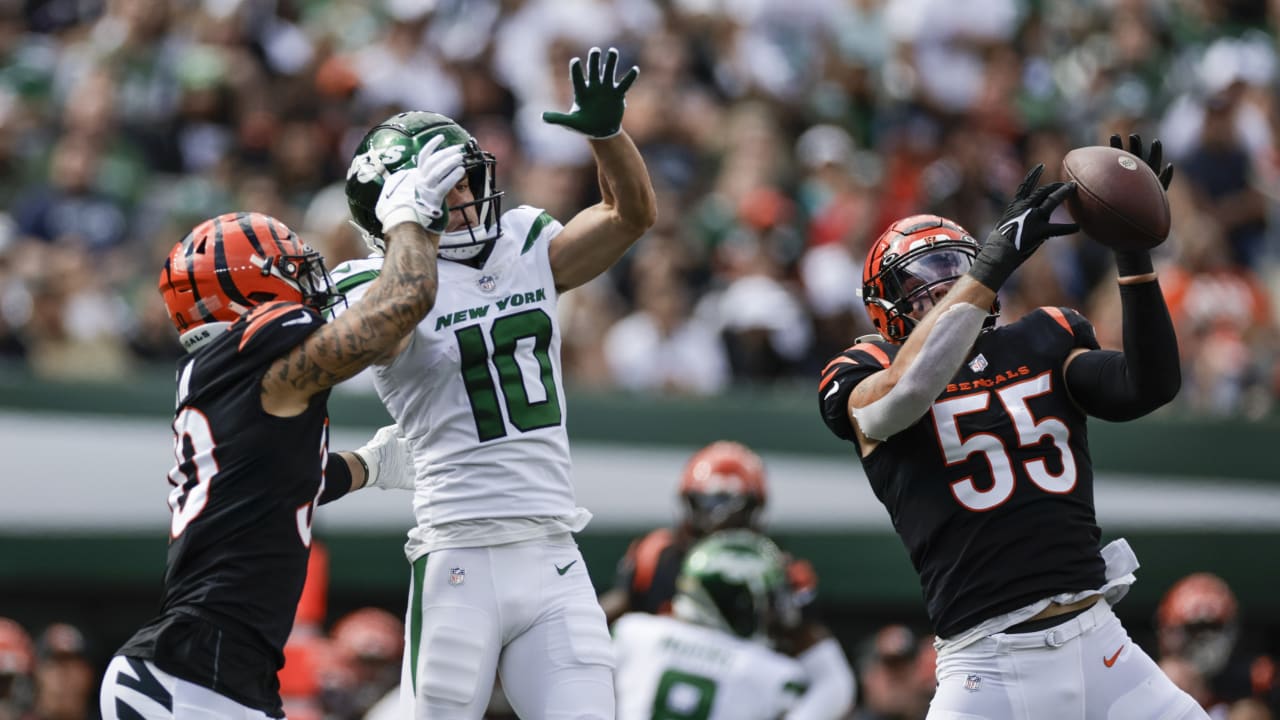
[863,241,995,342]
[260,246,344,316]
[438,140,503,263]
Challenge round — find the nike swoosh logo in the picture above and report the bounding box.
[824,379,841,400]
[282,313,313,327]
[1103,645,1124,668]
[555,561,577,576]
[997,209,1033,250]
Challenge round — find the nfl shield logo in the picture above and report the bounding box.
[964,674,981,692]
[477,275,497,294]
[448,567,466,586]
[968,353,988,373]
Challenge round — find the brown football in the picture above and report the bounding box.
[1061,145,1171,251]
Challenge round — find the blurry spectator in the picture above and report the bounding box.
[12,135,128,252]
[852,624,932,720]
[30,624,92,720]
[0,0,1273,417]
[1160,203,1276,417]
[716,232,814,380]
[1157,573,1280,715]
[604,267,730,396]
[0,618,33,720]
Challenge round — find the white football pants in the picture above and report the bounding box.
[99,656,276,720]
[399,536,615,720]
[929,600,1209,720]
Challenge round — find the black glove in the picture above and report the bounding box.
[969,164,1078,291]
[1110,133,1174,277]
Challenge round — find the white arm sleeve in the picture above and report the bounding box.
[784,637,856,720]
[851,302,989,441]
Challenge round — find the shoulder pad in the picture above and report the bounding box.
[234,301,319,354]
[1036,306,1099,351]
[504,205,562,255]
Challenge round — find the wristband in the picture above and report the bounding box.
[1115,250,1154,278]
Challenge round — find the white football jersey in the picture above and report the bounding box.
[331,206,576,533]
[613,613,808,720]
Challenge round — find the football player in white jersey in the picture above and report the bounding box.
[334,46,655,720]
[613,531,813,720]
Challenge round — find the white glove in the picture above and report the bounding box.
[353,425,416,491]
[375,134,466,234]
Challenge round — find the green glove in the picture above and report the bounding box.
[541,47,638,139]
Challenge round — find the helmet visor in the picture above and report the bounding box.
[887,248,974,318]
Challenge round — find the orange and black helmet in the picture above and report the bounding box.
[159,212,339,352]
[679,441,768,535]
[861,214,992,344]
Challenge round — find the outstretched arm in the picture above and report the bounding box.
[261,138,464,416]
[542,47,657,292]
[1064,134,1181,420]
[847,166,1077,452]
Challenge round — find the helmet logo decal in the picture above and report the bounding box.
[347,146,406,184]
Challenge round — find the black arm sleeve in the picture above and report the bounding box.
[319,452,354,505]
[1065,280,1181,421]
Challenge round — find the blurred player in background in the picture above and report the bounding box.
[334,46,655,719]
[818,137,1199,719]
[0,618,33,720]
[613,530,812,720]
[600,440,855,718]
[1157,572,1280,716]
[100,134,465,719]
[32,623,94,720]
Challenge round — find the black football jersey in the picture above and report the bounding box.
[117,301,329,716]
[819,307,1106,638]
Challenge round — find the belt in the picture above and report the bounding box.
[1005,603,1093,634]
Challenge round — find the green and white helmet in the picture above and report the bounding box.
[345,111,503,262]
[673,529,788,642]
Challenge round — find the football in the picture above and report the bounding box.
[1061,145,1171,251]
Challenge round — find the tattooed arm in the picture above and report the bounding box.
[260,222,440,416]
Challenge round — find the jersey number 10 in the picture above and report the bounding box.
[455,309,562,442]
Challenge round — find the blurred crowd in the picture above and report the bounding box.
[2,0,1280,416]
[3,565,1273,719]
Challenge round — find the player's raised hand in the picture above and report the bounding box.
[542,47,638,139]
[969,164,1078,291]
[375,135,465,235]
[1110,133,1174,190]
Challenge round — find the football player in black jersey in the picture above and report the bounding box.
[99,136,467,719]
[818,137,1206,719]
[600,441,856,719]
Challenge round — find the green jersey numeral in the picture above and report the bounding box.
[455,309,561,442]
[652,669,718,720]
